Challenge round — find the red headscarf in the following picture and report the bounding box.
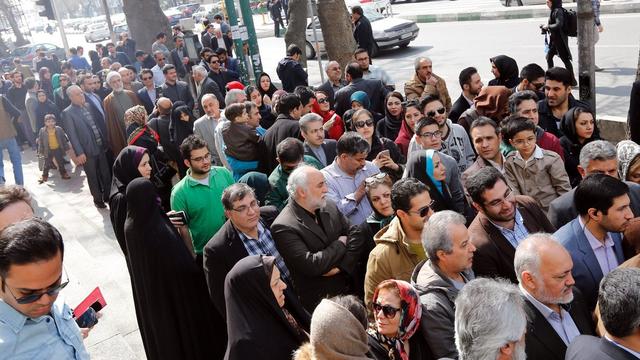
[311,98,344,140]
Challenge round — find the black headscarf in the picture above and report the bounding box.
[560,106,600,145]
[377,92,404,141]
[258,72,278,99]
[488,55,520,89]
[560,106,601,187]
[225,255,310,360]
[169,102,195,146]
[550,0,563,9]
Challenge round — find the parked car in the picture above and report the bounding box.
[502,0,574,5]
[85,23,110,43]
[165,8,187,27]
[176,3,201,16]
[11,43,66,67]
[305,5,418,59]
[347,0,391,15]
[114,23,129,38]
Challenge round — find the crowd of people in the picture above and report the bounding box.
[1,1,640,359]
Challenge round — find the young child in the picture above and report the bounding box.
[37,114,71,183]
[221,103,260,179]
[503,116,570,213]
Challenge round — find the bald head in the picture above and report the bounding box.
[157,97,172,115]
[118,67,132,84]
[325,61,342,82]
[66,85,85,106]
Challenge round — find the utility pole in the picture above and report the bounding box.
[223,0,249,83]
[238,0,263,82]
[51,0,69,54]
[99,0,116,43]
[577,0,596,115]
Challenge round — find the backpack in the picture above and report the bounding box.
[563,8,578,37]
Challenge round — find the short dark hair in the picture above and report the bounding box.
[69,47,77,55]
[598,268,640,338]
[60,61,72,71]
[180,134,209,160]
[135,50,145,58]
[162,64,176,75]
[294,86,315,107]
[124,64,136,74]
[214,47,228,55]
[575,174,629,216]
[213,13,223,20]
[520,63,545,83]
[221,183,256,211]
[469,116,499,135]
[140,69,153,78]
[391,178,428,213]
[545,67,573,87]
[420,94,443,113]
[508,90,539,115]
[459,67,478,89]
[345,62,363,80]
[276,138,305,163]
[351,5,364,16]
[502,116,536,141]
[106,42,115,48]
[0,186,32,214]
[24,77,37,90]
[337,132,370,156]
[200,47,213,59]
[224,103,245,122]
[156,32,166,39]
[286,44,302,57]
[0,218,64,280]
[354,48,368,58]
[277,93,302,115]
[465,167,508,205]
[173,35,183,42]
[415,116,438,134]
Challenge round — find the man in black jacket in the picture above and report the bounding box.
[203,183,286,318]
[262,93,303,173]
[276,44,308,93]
[207,53,238,99]
[449,67,483,123]
[161,64,194,110]
[315,60,346,109]
[334,62,388,117]
[515,233,594,360]
[351,6,375,57]
[193,65,223,115]
[537,67,589,137]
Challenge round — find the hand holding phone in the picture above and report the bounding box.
[167,210,188,226]
[377,150,390,159]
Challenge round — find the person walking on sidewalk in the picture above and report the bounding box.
[592,0,604,71]
[541,0,577,85]
[269,0,285,38]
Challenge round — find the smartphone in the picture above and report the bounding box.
[75,306,99,328]
[378,150,390,158]
[169,210,188,225]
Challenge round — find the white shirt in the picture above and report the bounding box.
[151,65,165,87]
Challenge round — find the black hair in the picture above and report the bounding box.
[24,77,37,90]
[345,62,363,80]
[221,183,255,211]
[180,134,209,160]
[277,93,302,115]
[124,64,136,74]
[502,116,536,141]
[575,174,629,216]
[545,66,573,87]
[469,116,499,134]
[200,47,213,59]
[286,44,302,57]
[459,67,478,89]
[224,103,246,122]
[60,62,72,71]
[106,42,115,48]
[0,218,63,280]
[69,47,77,55]
[337,132,370,156]
[419,94,443,113]
[162,64,176,75]
[465,166,508,205]
[354,48,369,57]
[214,47,228,55]
[414,116,439,134]
[508,90,539,115]
[293,86,315,107]
[391,178,429,213]
[276,137,305,163]
[140,69,153,78]
[520,63,545,83]
[156,32,166,39]
[135,50,145,58]
[351,5,364,16]
[213,13,223,20]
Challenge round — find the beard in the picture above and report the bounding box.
[536,280,574,305]
[112,85,124,92]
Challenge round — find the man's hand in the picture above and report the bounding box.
[322,267,341,277]
[167,210,186,228]
[354,181,367,203]
[338,235,348,246]
[75,154,87,166]
[597,24,604,33]
[425,75,438,86]
[79,312,102,339]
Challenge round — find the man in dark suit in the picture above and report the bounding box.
[170,36,192,79]
[515,234,595,360]
[271,165,362,311]
[63,86,111,208]
[161,64,194,110]
[262,94,303,173]
[549,140,640,229]
[315,60,347,109]
[299,113,337,168]
[449,67,483,123]
[566,268,640,360]
[334,62,388,117]
[193,65,224,116]
[203,183,286,318]
[200,25,215,50]
[351,6,375,57]
[466,167,555,283]
[137,69,162,114]
[106,42,131,66]
[555,174,631,310]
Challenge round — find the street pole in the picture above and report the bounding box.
[577,0,596,116]
[99,0,116,43]
[224,0,249,83]
[238,0,263,82]
[51,0,69,55]
[307,0,324,83]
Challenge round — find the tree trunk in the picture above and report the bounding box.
[0,0,28,46]
[317,0,356,73]
[636,41,640,81]
[284,0,308,68]
[122,0,171,53]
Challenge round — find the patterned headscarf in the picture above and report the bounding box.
[617,140,640,181]
[369,280,422,360]
[125,105,148,127]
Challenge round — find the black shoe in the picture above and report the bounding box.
[94,201,107,209]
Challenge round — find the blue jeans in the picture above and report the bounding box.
[0,137,23,185]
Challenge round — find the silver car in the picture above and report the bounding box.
[85,23,110,43]
[305,5,419,59]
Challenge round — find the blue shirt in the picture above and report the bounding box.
[237,222,291,283]
[322,160,380,225]
[0,297,89,359]
[521,287,581,346]
[489,208,529,249]
[579,216,619,277]
[68,55,91,71]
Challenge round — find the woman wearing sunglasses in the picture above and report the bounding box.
[368,280,428,360]
[312,90,344,140]
[352,109,405,181]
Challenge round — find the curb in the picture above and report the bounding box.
[398,2,640,23]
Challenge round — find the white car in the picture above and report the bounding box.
[85,24,110,43]
[305,5,419,59]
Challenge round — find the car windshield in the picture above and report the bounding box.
[363,7,384,21]
[11,47,31,57]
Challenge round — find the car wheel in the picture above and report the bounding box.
[85,36,91,43]
[399,41,410,48]
[305,41,317,60]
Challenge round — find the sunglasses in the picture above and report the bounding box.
[426,107,446,118]
[365,172,388,185]
[372,302,401,319]
[5,275,69,304]
[317,98,328,104]
[141,76,153,80]
[409,200,435,217]
[354,119,374,129]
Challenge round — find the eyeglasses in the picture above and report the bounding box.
[418,130,442,139]
[231,200,260,213]
[408,200,435,217]
[426,107,446,117]
[4,270,69,304]
[141,76,153,81]
[317,98,328,104]
[354,119,374,129]
[484,189,514,209]
[365,172,389,185]
[210,60,220,64]
[512,137,536,146]
[190,153,212,163]
[372,302,401,319]
[532,82,545,90]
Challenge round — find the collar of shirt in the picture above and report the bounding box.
[185,169,216,187]
[520,285,562,319]
[486,155,506,173]
[604,335,640,359]
[0,297,73,333]
[578,216,615,251]
[515,144,544,162]
[238,222,265,242]
[324,160,374,179]
[462,93,474,106]
[489,208,524,232]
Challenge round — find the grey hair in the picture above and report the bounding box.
[105,71,121,84]
[455,278,527,360]
[192,65,208,77]
[422,210,466,263]
[513,233,559,282]
[598,267,640,338]
[324,60,339,72]
[65,84,82,97]
[579,140,616,170]
[299,113,323,133]
[286,165,313,198]
[221,183,256,210]
[225,89,245,107]
[201,93,218,106]
[414,57,432,71]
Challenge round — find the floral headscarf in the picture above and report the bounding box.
[369,280,422,360]
[617,140,640,181]
[124,105,148,127]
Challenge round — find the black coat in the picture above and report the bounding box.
[197,77,224,115]
[137,86,162,115]
[524,288,595,360]
[629,80,640,143]
[315,79,347,109]
[276,56,308,93]
[202,207,279,318]
[547,6,571,60]
[449,94,471,123]
[161,81,194,110]
[353,15,375,56]
[263,113,302,173]
[334,78,389,117]
[148,114,180,164]
[368,330,433,360]
[208,69,239,99]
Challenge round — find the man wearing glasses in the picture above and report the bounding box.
[150,51,167,88]
[137,69,162,115]
[512,63,546,100]
[0,218,89,359]
[465,167,555,283]
[364,178,434,308]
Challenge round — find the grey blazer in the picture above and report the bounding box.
[62,104,105,157]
